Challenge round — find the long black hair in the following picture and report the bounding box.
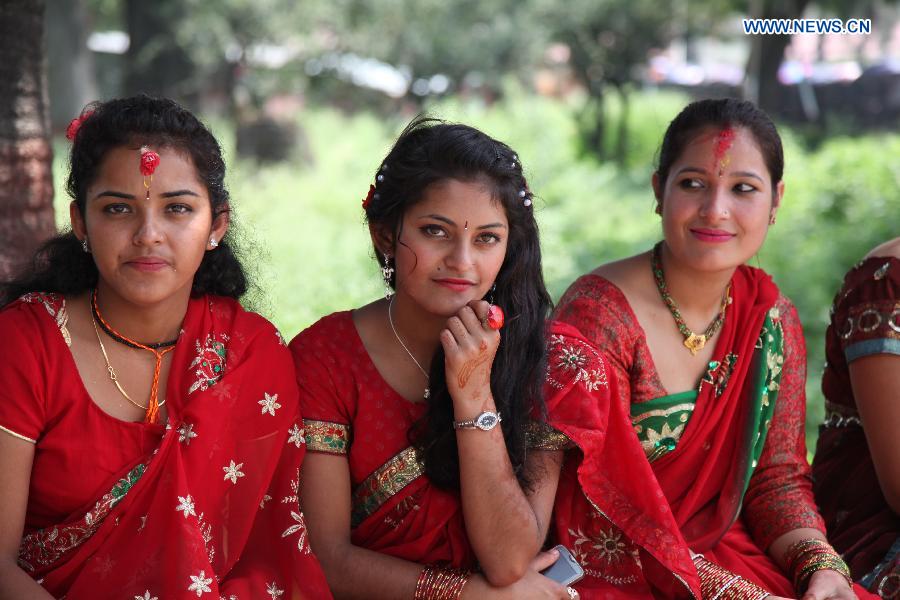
[365,116,553,490]
[0,95,248,307]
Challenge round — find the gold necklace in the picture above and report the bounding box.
[91,311,166,411]
[651,242,732,355]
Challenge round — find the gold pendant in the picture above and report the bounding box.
[684,333,706,355]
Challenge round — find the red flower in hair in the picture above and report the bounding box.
[139,146,161,176]
[362,184,376,210]
[65,110,94,140]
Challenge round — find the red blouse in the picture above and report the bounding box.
[291,311,475,566]
[0,293,164,532]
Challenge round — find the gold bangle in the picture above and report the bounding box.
[414,566,469,600]
[783,538,852,592]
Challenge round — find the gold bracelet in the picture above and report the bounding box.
[414,565,470,600]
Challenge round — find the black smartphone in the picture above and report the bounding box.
[539,544,585,586]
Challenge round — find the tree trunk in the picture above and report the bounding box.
[746,0,811,113]
[0,0,55,280]
[46,0,98,131]
[124,0,196,105]
[614,85,630,166]
[579,95,606,160]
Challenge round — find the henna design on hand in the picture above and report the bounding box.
[456,339,490,389]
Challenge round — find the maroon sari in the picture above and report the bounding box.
[813,256,900,596]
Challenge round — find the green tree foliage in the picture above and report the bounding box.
[315,0,546,101]
[532,0,675,162]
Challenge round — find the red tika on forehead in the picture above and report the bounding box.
[139,146,161,177]
[713,127,736,161]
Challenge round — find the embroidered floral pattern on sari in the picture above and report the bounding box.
[632,400,695,462]
[18,462,147,572]
[760,310,785,411]
[568,516,641,585]
[19,292,70,346]
[281,510,311,554]
[699,353,738,398]
[526,420,573,450]
[351,446,424,528]
[303,419,351,454]
[188,333,229,394]
[546,333,609,392]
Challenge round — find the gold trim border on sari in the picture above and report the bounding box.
[303,419,351,454]
[526,420,574,450]
[18,462,147,573]
[351,446,424,528]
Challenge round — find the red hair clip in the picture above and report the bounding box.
[362,184,376,210]
[65,110,94,140]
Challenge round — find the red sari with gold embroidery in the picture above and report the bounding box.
[547,265,874,599]
[813,256,900,596]
[0,293,331,598]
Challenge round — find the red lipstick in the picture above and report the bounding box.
[434,278,475,292]
[690,228,735,243]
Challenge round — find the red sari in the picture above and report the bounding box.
[291,311,474,567]
[291,311,568,568]
[0,292,331,599]
[813,256,900,596]
[548,265,874,599]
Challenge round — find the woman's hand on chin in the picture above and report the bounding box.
[441,299,501,409]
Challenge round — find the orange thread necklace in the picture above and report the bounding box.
[91,289,178,423]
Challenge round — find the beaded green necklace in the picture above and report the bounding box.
[651,242,732,355]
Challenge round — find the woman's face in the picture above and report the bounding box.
[72,145,227,307]
[390,178,509,317]
[654,126,784,273]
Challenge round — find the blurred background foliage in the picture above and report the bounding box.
[35,0,900,447]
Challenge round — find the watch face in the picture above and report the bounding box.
[475,412,499,430]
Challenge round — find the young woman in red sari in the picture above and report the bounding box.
[813,237,900,597]
[547,99,873,600]
[0,96,330,598]
[291,118,577,599]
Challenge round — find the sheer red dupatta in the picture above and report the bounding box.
[20,296,330,598]
[545,322,700,599]
[650,266,778,549]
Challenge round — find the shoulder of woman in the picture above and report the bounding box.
[864,236,900,261]
[287,311,357,366]
[205,295,291,349]
[557,270,632,314]
[555,265,640,336]
[0,292,64,343]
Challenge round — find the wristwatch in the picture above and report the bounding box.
[453,411,502,431]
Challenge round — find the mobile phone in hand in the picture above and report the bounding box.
[539,545,584,586]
